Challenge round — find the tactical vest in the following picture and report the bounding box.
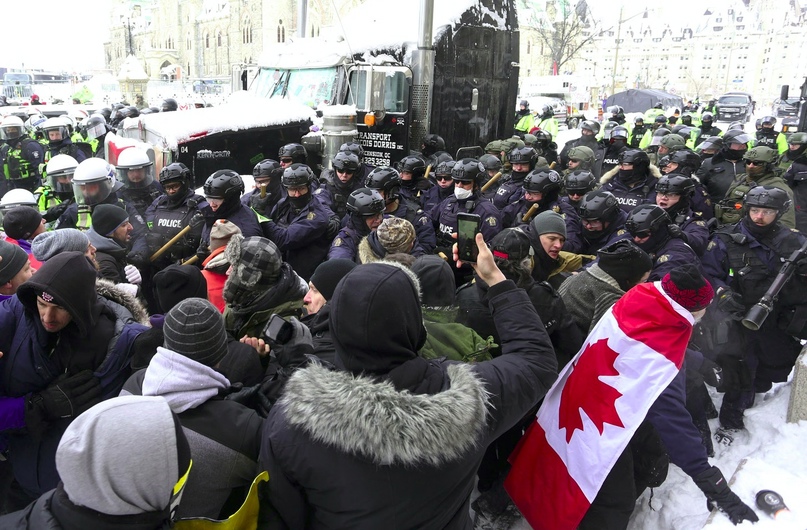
[34,185,61,212]
[122,186,163,219]
[715,180,754,225]
[755,133,777,149]
[149,198,203,260]
[2,139,41,182]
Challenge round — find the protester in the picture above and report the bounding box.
[301,259,357,365]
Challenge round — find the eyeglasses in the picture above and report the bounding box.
[436,175,453,181]
[748,207,778,217]
[745,160,763,166]
[656,192,680,198]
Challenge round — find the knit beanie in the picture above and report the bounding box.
[223,235,282,291]
[3,206,42,240]
[209,219,242,252]
[31,229,90,262]
[376,217,417,254]
[660,263,714,311]
[92,204,129,237]
[490,228,534,261]
[309,259,357,301]
[411,254,455,307]
[0,240,28,284]
[597,240,653,286]
[531,210,567,238]
[163,297,228,366]
[153,265,209,314]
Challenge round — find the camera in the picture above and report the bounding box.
[262,314,294,345]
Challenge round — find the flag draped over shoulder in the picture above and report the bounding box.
[505,281,694,530]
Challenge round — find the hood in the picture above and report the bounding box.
[357,235,384,264]
[96,278,149,325]
[142,347,231,413]
[411,254,456,308]
[599,163,661,185]
[280,362,490,466]
[330,261,426,375]
[56,395,187,516]
[86,228,127,256]
[17,251,98,336]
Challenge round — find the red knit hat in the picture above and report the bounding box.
[661,264,714,311]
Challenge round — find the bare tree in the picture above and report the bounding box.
[522,0,599,74]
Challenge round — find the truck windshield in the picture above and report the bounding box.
[252,67,338,108]
[719,96,749,104]
[347,69,409,113]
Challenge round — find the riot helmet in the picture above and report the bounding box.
[507,147,538,171]
[787,132,807,159]
[0,116,25,142]
[625,204,671,239]
[72,158,115,206]
[744,185,791,221]
[281,163,315,189]
[580,120,601,136]
[540,104,554,120]
[610,126,629,144]
[480,153,502,174]
[396,154,427,186]
[619,149,650,174]
[84,115,108,140]
[159,162,193,206]
[421,133,446,156]
[339,142,365,162]
[347,188,385,234]
[564,170,596,196]
[579,190,620,238]
[667,149,702,175]
[331,151,361,187]
[523,169,562,204]
[451,158,486,188]
[649,127,671,146]
[656,173,696,197]
[278,143,307,165]
[701,112,714,127]
[567,146,595,170]
[365,166,402,202]
[46,154,79,200]
[115,147,155,189]
[204,170,244,202]
[602,121,619,140]
[253,159,282,181]
[161,98,178,112]
[41,117,70,146]
[534,130,553,149]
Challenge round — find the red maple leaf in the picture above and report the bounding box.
[558,338,624,443]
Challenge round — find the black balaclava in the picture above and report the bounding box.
[743,214,779,239]
[723,146,747,161]
[214,196,241,220]
[634,224,671,254]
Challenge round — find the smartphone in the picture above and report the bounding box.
[457,213,482,263]
[262,314,293,344]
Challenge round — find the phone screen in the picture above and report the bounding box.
[457,213,481,262]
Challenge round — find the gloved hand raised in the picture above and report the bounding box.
[716,287,745,320]
[124,264,142,285]
[694,466,759,525]
[25,370,102,438]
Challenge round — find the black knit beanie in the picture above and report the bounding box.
[3,206,42,240]
[309,259,357,301]
[597,240,653,290]
[153,265,208,314]
[92,204,129,237]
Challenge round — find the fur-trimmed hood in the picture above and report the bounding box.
[599,163,661,185]
[357,236,382,264]
[280,362,490,466]
[96,278,150,325]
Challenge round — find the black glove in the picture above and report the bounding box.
[25,370,102,438]
[698,358,723,390]
[716,288,745,320]
[126,251,149,268]
[715,355,754,392]
[42,202,69,223]
[223,383,273,418]
[326,215,341,240]
[693,466,759,525]
[249,193,272,213]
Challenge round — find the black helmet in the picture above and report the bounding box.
[701,112,714,124]
[534,130,553,147]
[281,163,315,188]
[540,104,554,119]
[579,190,620,223]
[332,151,361,174]
[722,129,753,146]
[697,136,724,153]
[84,115,108,140]
[422,133,446,155]
[433,151,453,166]
[619,149,650,174]
[122,105,140,119]
[396,154,427,179]
[507,146,538,169]
[602,121,619,140]
[339,142,364,162]
[519,99,529,108]
[744,185,791,219]
[98,108,112,122]
[681,113,693,126]
[634,116,645,124]
[479,153,502,172]
[761,115,776,126]
[668,149,702,174]
[608,105,625,119]
[204,169,243,201]
[523,169,562,194]
[670,125,693,137]
[625,204,670,237]
[451,158,486,186]
[253,159,282,180]
[347,188,385,216]
[433,160,456,179]
[278,143,307,164]
[611,126,629,141]
[161,98,178,112]
[159,162,192,205]
[564,170,596,194]
[654,114,668,125]
[581,120,601,135]
[365,166,401,200]
[649,128,671,146]
[656,173,696,196]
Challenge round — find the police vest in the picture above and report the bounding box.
[149,198,203,259]
[34,185,61,212]
[755,133,777,148]
[2,139,41,181]
[123,186,163,219]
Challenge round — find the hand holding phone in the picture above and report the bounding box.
[457,213,482,263]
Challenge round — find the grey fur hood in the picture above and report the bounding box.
[600,163,662,184]
[96,278,150,326]
[279,362,490,467]
[357,237,381,264]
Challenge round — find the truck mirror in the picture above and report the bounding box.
[781,85,789,101]
[369,70,386,112]
[471,88,479,111]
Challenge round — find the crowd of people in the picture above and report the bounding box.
[0,100,803,529]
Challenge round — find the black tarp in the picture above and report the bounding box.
[606,89,683,113]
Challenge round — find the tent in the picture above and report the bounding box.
[605,89,683,113]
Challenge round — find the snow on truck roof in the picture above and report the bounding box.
[137,92,316,151]
[259,0,503,68]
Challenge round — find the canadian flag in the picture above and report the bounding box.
[505,282,694,530]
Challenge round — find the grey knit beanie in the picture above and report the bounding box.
[531,210,567,238]
[163,298,228,366]
[31,229,90,262]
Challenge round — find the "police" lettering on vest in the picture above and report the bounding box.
[156,219,184,228]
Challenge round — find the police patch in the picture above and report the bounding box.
[333,237,342,247]
[314,188,323,195]
[616,229,627,235]
[657,254,670,263]
[707,241,717,250]
[695,220,706,227]
[307,212,316,220]
[486,217,497,227]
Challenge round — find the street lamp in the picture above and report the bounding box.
[610,7,648,96]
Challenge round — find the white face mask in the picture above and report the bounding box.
[454,187,473,200]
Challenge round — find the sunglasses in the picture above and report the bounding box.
[280,158,293,163]
[336,168,355,174]
[632,230,652,239]
[436,175,453,181]
[745,160,763,166]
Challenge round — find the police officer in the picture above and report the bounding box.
[558,120,601,172]
[328,188,385,262]
[600,148,660,213]
[755,116,788,154]
[421,160,455,215]
[607,105,627,126]
[115,147,163,219]
[37,154,78,223]
[83,114,111,158]
[199,169,263,257]
[694,112,722,148]
[630,116,648,148]
[653,133,687,166]
[696,129,754,203]
[702,186,807,443]
[242,159,285,219]
[501,168,582,252]
[0,116,45,195]
[144,162,208,269]
[514,99,534,137]
[396,154,429,203]
[638,115,669,149]
[564,146,596,176]
[314,151,364,220]
[783,133,807,232]
[339,142,374,184]
[40,117,87,163]
[420,133,446,168]
[655,174,710,256]
[262,164,336,280]
[597,125,629,176]
[433,158,502,252]
[278,143,307,170]
[779,132,807,173]
[715,146,796,228]
[577,190,629,255]
[561,169,597,214]
[493,147,538,210]
[532,130,558,167]
[533,105,559,138]
[366,166,436,253]
[161,98,178,112]
[625,204,699,282]
[696,136,724,163]
[659,149,714,221]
